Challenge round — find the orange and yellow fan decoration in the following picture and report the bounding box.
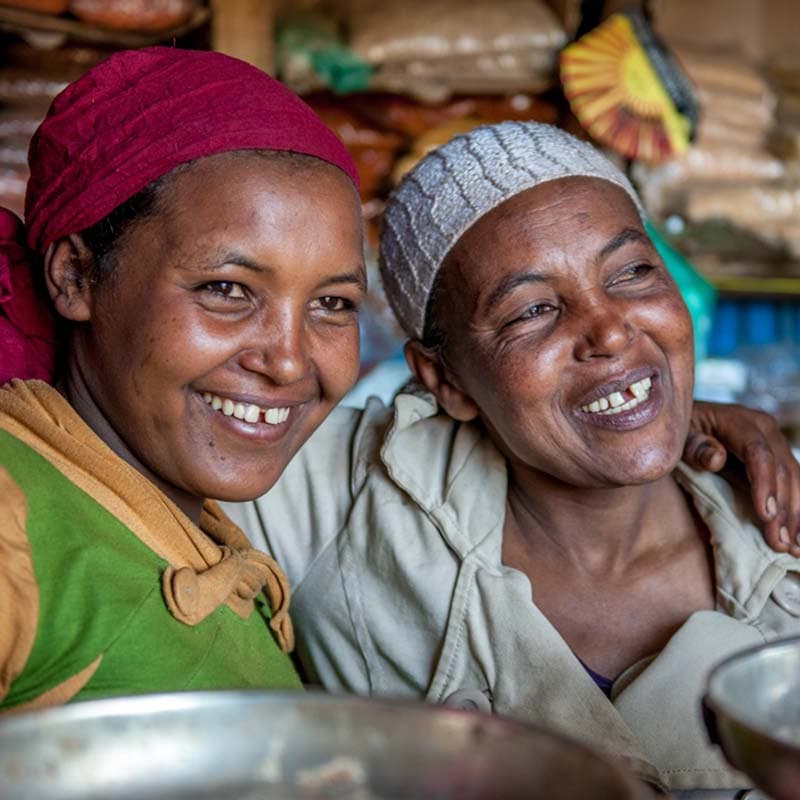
[560,8,697,163]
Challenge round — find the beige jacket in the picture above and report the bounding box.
[225,391,800,794]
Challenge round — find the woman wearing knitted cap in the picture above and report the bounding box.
[232,122,800,794]
[0,47,366,711]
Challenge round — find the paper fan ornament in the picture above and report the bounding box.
[560,9,697,163]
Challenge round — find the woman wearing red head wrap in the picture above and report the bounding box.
[0,47,365,710]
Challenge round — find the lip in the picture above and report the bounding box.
[575,365,658,408]
[193,390,310,444]
[195,388,310,409]
[574,368,664,431]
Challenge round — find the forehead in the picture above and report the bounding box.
[111,151,364,288]
[450,176,642,261]
[145,152,363,251]
[162,151,358,212]
[433,177,651,323]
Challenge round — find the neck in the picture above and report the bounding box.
[61,350,204,524]
[505,464,688,575]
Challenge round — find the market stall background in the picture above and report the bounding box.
[1,0,799,433]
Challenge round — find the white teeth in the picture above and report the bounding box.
[608,392,625,408]
[201,392,291,426]
[631,376,652,399]
[265,407,289,425]
[580,377,653,416]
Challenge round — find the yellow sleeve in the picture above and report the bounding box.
[0,466,39,703]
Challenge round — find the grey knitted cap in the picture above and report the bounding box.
[379,120,645,340]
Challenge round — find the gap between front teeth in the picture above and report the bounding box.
[581,377,652,416]
[202,392,290,425]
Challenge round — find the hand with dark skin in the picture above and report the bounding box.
[684,402,800,556]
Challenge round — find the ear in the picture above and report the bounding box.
[404,340,480,422]
[43,234,95,322]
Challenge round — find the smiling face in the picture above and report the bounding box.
[415,176,695,489]
[61,151,365,505]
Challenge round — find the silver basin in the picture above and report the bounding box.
[704,636,800,800]
[0,690,652,799]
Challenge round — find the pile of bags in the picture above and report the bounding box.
[277,0,566,103]
[634,45,800,262]
[347,0,565,102]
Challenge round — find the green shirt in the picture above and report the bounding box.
[0,430,300,711]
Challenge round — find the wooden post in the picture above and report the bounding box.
[211,0,275,74]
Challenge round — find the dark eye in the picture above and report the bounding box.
[316,295,356,312]
[613,264,654,284]
[202,281,247,300]
[517,303,555,321]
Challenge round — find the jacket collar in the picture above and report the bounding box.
[379,389,507,560]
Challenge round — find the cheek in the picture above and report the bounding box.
[491,333,568,401]
[468,344,564,434]
[635,294,694,354]
[315,325,361,399]
[129,318,205,385]
[661,299,695,371]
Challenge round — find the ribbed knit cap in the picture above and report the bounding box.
[379,121,645,340]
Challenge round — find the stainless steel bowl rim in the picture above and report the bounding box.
[705,634,800,749]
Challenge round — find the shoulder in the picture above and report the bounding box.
[675,463,800,629]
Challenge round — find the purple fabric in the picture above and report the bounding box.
[579,657,615,698]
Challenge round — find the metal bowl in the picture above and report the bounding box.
[703,636,800,800]
[0,691,651,799]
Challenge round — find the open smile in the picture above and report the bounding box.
[580,376,652,416]
[575,370,663,430]
[201,391,294,426]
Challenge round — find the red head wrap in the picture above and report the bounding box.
[0,46,360,384]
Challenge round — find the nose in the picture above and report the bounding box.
[572,300,634,361]
[237,313,310,386]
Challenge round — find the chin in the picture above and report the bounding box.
[204,479,279,504]
[617,445,683,485]
[184,464,283,504]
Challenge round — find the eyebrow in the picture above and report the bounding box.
[318,271,367,293]
[484,272,549,312]
[210,250,269,273]
[598,227,651,260]
[482,227,651,312]
[198,250,366,292]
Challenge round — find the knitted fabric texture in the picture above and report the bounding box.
[379,121,645,340]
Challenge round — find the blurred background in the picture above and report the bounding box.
[1,0,799,439]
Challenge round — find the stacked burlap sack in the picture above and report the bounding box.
[278,0,566,102]
[634,46,800,260]
[766,50,800,164]
[347,0,566,103]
